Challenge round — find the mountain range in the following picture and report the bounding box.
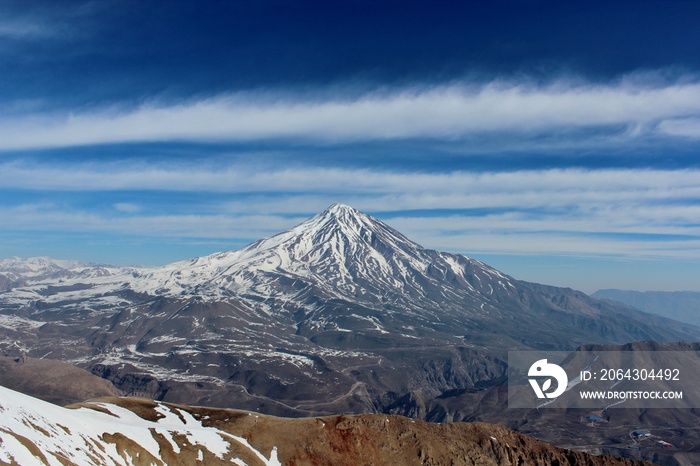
[0,204,696,416]
[593,289,700,327]
[1,203,698,465]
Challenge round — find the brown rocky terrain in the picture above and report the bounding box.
[71,395,654,466]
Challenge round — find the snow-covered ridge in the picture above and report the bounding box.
[0,256,88,274]
[0,255,142,287]
[126,203,511,301]
[1,204,516,312]
[0,256,149,307]
[0,384,281,466]
[129,202,433,297]
[0,256,127,278]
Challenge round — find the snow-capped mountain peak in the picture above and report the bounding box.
[254,203,421,256]
[309,202,390,239]
[128,204,459,301]
[119,204,520,325]
[321,201,359,217]
[1,205,514,315]
[283,202,424,260]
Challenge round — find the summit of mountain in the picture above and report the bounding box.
[128,203,515,325]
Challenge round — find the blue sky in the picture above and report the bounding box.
[1,0,700,293]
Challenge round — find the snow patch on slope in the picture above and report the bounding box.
[0,385,281,466]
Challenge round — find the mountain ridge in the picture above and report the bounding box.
[0,384,651,466]
[593,289,700,327]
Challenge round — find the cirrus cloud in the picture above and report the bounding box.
[1,162,699,260]
[2,76,700,150]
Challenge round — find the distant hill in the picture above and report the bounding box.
[0,356,121,405]
[592,289,700,326]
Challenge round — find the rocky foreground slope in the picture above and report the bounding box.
[0,385,651,466]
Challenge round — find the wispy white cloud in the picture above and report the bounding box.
[113,202,141,213]
[658,117,700,138]
[2,161,700,199]
[0,203,304,246]
[2,76,700,150]
[2,163,699,260]
[2,201,698,261]
[0,1,103,43]
[0,20,52,40]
